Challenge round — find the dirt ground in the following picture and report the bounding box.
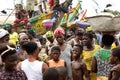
[0,15,15,24]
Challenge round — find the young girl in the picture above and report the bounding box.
[0,44,27,80]
[17,42,48,80]
[109,47,120,80]
[47,46,66,67]
[71,44,90,80]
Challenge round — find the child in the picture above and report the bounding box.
[109,47,120,80]
[47,46,66,67]
[71,44,90,80]
[43,67,59,80]
[55,66,68,80]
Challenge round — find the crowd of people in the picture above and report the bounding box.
[0,0,120,80]
[0,21,120,80]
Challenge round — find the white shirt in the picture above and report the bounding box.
[21,59,43,80]
[37,0,44,5]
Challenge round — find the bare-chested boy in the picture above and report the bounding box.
[71,44,90,80]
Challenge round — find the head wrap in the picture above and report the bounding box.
[3,23,12,28]
[0,29,9,39]
[46,31,54,38]
[27,29,36,38]
[54,28,65,35]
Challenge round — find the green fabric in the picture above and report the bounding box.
[95,48,111,61]
[3,23,10,28]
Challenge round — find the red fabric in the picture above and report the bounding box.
[49,0,54,7]
[14,18,28,27]
[54,28,65,35]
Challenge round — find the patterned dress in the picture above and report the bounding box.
[0,70,27,80]
[94,48,114,80]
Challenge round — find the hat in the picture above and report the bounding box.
[46,31,54,38]
[0,29,9,39]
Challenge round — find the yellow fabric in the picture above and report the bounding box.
[23,50,27,58]
[38,53,48,62]
[82,45,100,71]
[97,76,108,80]
[82,45,100,80]
[9,32,18,46]
[111,42,116,49]
[90,72,97,80]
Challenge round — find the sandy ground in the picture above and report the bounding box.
[0,15,15,24]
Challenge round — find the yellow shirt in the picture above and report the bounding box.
[9,32,18,46]
[82,45,100,80]
[81,45,100,71]
[111,42,116,49]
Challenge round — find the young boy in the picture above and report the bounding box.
[47,46,66,67]
[71,44,90,80]
[109,47,120,80]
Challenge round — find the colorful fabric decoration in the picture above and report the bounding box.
[14,18,28,27]
[68,2,81,22]
[29,17,39,23]
[42,19,54,28]
[54,28,65,35]
[76,21,90,28]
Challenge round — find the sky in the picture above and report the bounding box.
[0,0,120,16]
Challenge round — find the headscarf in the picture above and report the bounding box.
[3,23,12,28]
[46,31,54,38]
[54,28,65,35]
[27,29,36,38]
[0,29,9,39]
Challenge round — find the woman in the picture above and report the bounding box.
[45,31,56,55]
[3,23,19,46]
[17,32,30,61]
[68,28,84,47]
[82,32,100,80]
[17,42,48,80]
[0,44,27,80]
[54,28,72,80]
[92,34,115,80]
